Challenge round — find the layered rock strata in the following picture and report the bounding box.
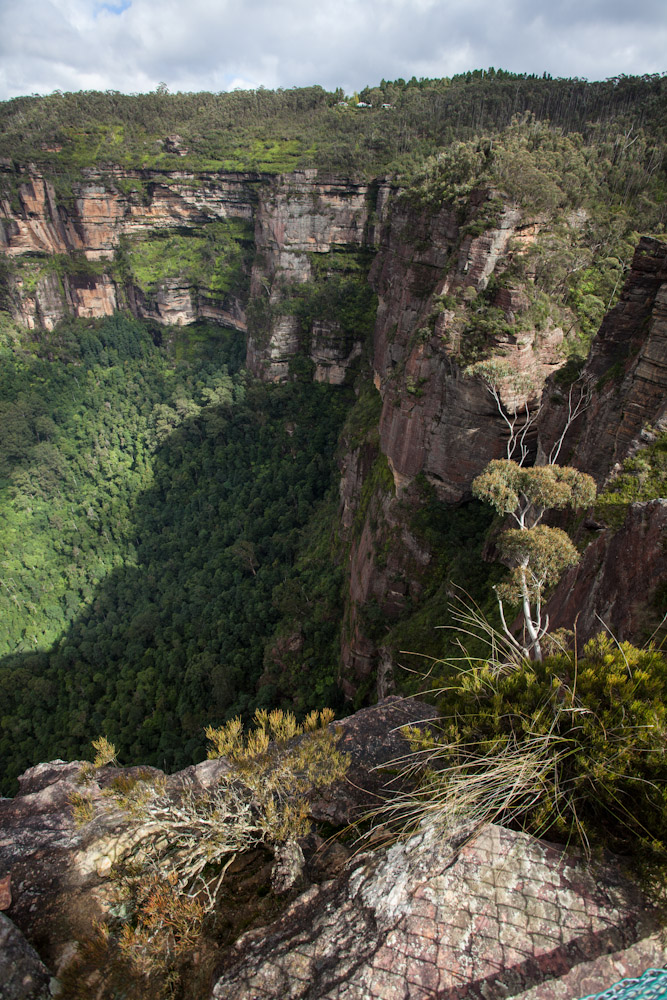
[1,167,258,331]
[245,172,384,381]
[1,167,385,382]
[0,169,255,258]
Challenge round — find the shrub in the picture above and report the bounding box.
[376,632,667,879]
[63,712,349,997]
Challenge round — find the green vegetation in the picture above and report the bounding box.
[1,70,666,811]
[385,633,667,882]
[270,247,378,362]
[383,498,504,680]
[402,116,665,356]
[119,220,254,300]
[595,430,667,528]
[1,72,665,182]
[0,312,353,793]
[472,458,596,661]
[261,496,347,711]
[298,250,377,334]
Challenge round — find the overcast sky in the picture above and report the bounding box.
[0,0,665,101]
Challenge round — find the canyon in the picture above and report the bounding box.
[1,85,667,999]
[2,164,666,694]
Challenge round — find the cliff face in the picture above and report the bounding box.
[539,236,667,483]
[0,169,255,257]
[546,499,667,644]
[2,164,666,690]
[338,190,566,688]
[341,227,667,689]
[1,167,383,387]
[1,167,257,330]
[539,237,667,645]
[370,192,562,501]
[245,171,384,382]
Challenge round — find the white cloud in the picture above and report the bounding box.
[0,0,664,100]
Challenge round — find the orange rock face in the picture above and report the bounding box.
[1,166,258,328]
[546,499,667,645]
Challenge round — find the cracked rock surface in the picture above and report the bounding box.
[212,823,661,1000]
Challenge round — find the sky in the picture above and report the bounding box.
[0,0,665,101]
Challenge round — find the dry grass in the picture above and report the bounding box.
[356,599,667,866]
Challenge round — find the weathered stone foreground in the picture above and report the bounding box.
[0,699,664,999]
[212,822,661,1000]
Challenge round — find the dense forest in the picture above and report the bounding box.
[0,71,666,794]
[0,70,665,182]
[0,314,354,790]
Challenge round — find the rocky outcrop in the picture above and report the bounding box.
[212,823,657,1000]
[535,238,667,646]
[0,700,435,984]
[0,913,52,1000]
[0,700,661,1000]
[16,271,118,330]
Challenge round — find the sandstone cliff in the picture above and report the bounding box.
[1,166,383,388]
[0,166,257,330]
[244,171,384,382]
[2,163,666,693]
[540,237,667,646]
[337,188,568,689]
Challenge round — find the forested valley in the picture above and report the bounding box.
[0,70,666,795]
[0,314,353,790]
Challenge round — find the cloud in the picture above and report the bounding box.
[0,0,664,100]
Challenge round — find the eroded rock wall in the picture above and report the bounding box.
[1,167,389,384]
[546,500,667,644]
[540,238,667,646]
[370,192,562,501]
[1,166,259,330]
[539,236,667,484]
[245,172,386,381]
[0,168,256,258]
[338,190,566,688]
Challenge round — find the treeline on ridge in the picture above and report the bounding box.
[0,71,665,178]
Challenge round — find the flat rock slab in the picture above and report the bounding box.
[212,823,657,1000]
